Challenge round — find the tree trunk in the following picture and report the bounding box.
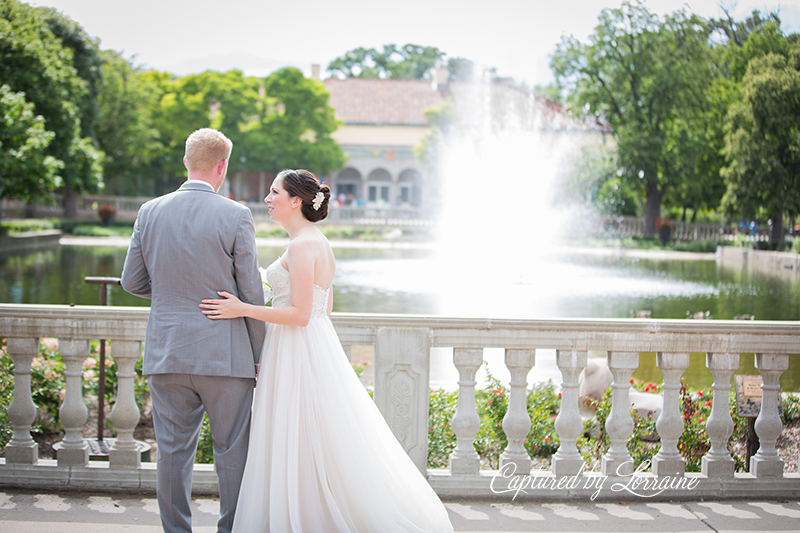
[644,180,663,235]
[63,188,78,219]
[771,211,784,245]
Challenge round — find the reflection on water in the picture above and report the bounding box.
[331,248,800,321]
[2,244,800,390]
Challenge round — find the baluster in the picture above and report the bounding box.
[57,339,90,466]
[702,352,739,478]
[110,341,142,468]
[449,348,483,475]
[653,352,690,476]
[499,349,535,475]
[552,349,587,475]
[4,338,40,464]
[751,353,789,477]
[602,351,638,476]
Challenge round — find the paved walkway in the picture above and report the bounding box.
[2,488,799,532]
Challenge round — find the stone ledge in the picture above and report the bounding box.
[0,230,62,252]
[4,461,800,501]
[0,459,218,495]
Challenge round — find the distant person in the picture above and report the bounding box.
[121,128,266,533]
[200,169,453,532]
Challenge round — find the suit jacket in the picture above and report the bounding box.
[121,180,266,378]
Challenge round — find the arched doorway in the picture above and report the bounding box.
[335,168,362,205]
[366,168,392,205]
[398,169,422,207]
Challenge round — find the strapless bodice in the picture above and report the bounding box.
[265,258,329,318]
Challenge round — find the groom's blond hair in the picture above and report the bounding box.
[184,128,233,173]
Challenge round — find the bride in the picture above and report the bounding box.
[200,169,454,533]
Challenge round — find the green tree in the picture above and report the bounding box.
[414,99,458,167]
[327,44,444,80]
[135,68,345,194]
[39,6,102,139]
[0,0,102,214]
[712,10,793,82]
[721,49,800,243]
[252,67,345,175]
[96,50,162,196]
[551,1,720,234]
[0,85,62,215]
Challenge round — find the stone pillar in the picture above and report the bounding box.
[449,348,482,475]
[552,349,588,475]
[374,328,430,473]
[57,339,90,467]
[653,352,690,476]
[5,338,40,464]
[602,351,638,476]
[702,352,739,478]
[258,171,266,202]
[751,353,789,477]
[110,341,142,468]
[234,171,243,201]
[499,349,535,475]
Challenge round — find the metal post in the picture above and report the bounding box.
[83,277,121,446]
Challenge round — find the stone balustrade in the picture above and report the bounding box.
[2,303,800,500]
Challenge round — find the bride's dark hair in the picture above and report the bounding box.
[278,169,331,223]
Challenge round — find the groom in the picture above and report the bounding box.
[121,128,265,533]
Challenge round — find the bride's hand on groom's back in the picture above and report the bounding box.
[200,291,245,319]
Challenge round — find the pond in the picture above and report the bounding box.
[2,241,800,391]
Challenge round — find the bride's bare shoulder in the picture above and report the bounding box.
[286,228,331,258]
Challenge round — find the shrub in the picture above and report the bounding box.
[427,388,458,468]
[195,414,214,464]
[583,379,751,473]
[0,343,13,448]
[0,338,65,444]
[0,219,56,235]
[71,225,116,237]
[428,365,561,470]
[672,239,727,253]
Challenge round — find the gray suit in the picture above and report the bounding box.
[121,180,266,533]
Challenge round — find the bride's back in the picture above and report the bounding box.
[282,226,335,290]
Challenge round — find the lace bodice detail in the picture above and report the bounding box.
[265,258,329,318]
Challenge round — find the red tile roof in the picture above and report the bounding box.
[323,77,610,133]
[324,78,446,126]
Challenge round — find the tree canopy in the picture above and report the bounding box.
[722,48,800,241]
[551,1,720,234]
[0,85,62,204]
[327,44,445,80]
[0,0,102,209]
[0,0,345,204]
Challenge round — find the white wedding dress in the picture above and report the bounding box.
[231,258,454,533]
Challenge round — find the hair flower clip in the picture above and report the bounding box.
[312,191,325,211]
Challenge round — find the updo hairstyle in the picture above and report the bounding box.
[278,169,331,223]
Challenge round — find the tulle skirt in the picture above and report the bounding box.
[231,316,453,533]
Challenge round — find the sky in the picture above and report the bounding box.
[31,0,800,87]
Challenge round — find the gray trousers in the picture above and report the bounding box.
[149,374,253,533]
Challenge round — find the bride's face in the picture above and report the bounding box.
[265,176,298,223]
